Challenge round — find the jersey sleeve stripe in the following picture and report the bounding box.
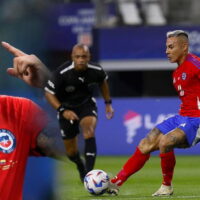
[186,54,200,69]
[88,64,102,71]
[47,80,55,89]
[60,64,74,74]
[44,87,55,95]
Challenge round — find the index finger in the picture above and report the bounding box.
[1,41,27,57]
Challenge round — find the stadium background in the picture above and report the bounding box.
[1,0,200,199]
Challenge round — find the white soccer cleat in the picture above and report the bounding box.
[152,184,173,196]
[107,180,119,196]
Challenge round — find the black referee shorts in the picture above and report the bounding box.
[58,98,98,139]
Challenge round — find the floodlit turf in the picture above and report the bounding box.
[55,156,200,200]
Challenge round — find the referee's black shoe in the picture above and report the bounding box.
[77,163,87,183]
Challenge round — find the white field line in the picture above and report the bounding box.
[80,195,200,200]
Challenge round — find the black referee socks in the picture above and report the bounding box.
[84,137,97,172]
[68,152,86,182]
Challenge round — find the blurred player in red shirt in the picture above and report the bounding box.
[0,42,65,200]
[0,96,48,200]
[107,30,200,196]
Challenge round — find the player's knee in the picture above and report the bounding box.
[65,146,77,156]
[159,136,171,152]
[138,138,154,154]
[82,126,95,139]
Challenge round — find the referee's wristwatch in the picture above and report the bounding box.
[104,99,112,104]
[57,104,67,114]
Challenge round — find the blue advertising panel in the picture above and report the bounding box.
[95,98,200,155]
[93,26,200,60]
[46,3,200,60]
[46,3,116,51]
[46,3,95,50]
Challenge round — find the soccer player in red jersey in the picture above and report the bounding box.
[107,30,200,196]
[0,96,48,200]
[0,42,66,200]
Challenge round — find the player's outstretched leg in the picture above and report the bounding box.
[107,147,150,195]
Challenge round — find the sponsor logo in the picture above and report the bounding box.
[78,77,85,82]
[123,110,174,144]
[0,129,16,154]
[86,152,96,157]
[123,111,142,144]
[180,123,186,127]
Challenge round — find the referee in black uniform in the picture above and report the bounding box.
[44,44,114,181]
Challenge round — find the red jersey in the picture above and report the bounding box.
[0,95,47,200]
[173,53,200,117]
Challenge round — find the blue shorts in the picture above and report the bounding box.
[156,115,200,146]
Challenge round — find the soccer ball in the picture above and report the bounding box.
[84,169,109,195]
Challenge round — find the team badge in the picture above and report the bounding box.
[0,129,16,153]
[65,86,75,93]
[181,72,187,80]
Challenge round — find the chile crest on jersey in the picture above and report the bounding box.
[0,129,16,153]
[182,72,187,80]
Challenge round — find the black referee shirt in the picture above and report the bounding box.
[44,61,108,106]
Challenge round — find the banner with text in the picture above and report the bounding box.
[95,98,200,155]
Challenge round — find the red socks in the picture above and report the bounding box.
[160,151,176,186]
[111,148,176,187]
[111,147,150,186]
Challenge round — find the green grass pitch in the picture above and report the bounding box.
[55,156,200,200]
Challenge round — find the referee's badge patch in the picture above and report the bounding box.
[0,129,16,154]
[65,86,75,93]
[182,72,187,80]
